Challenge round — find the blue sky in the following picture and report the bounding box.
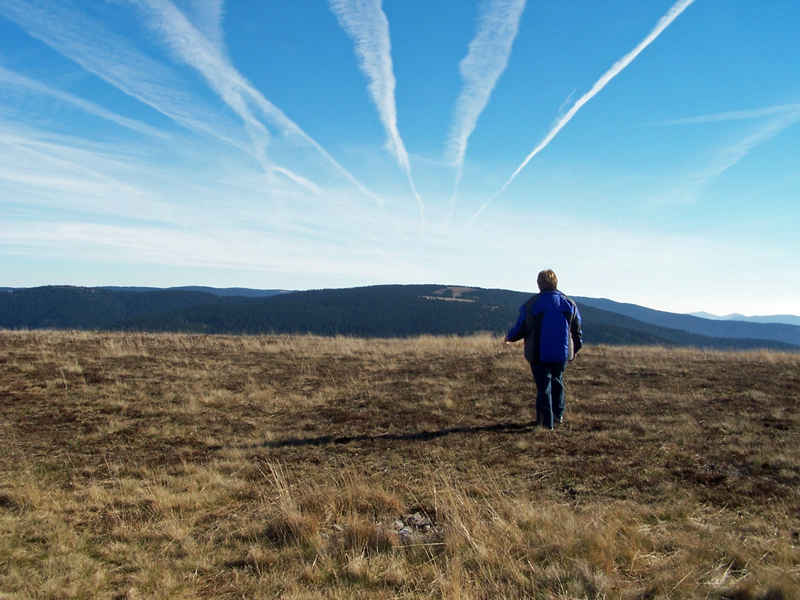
[0,0,798,316]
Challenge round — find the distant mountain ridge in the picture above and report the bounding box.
[575,297,800,347]
[1,285,798,352]
[1,286,290,297]
[689,311,800,327]
[100,286,291,298]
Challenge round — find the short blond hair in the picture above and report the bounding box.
[537,269,558,292]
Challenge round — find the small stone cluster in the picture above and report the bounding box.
[392,511,436,543]
[325,510,444,550]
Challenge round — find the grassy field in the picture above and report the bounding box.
[1,331,798,599]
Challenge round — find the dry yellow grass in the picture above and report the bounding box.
[0,331,798,599]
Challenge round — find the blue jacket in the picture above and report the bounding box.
[506,290,583,363]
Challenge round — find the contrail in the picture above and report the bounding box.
[470,0,697,223]
[447,0,527,191]
[0,0,245,150]
[135,0,388,209]
[327,0,425,231]
[0,0,387,211]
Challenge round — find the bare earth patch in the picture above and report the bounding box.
[0,331,798,598]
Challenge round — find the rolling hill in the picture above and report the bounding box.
[0,286,224,330]
[2,284,797,352]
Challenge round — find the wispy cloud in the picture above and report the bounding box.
[0,0,247,149]
[662,103,800,124]
[173,0,226,51]
[0,124,398,255]
[327,0,424,229]
[0,118,399,260]
[470,0,697,222]
[0,65,169,139]
[0,213,421,281]
[695,110,800,189]
[131,0,388,209]
[0,123,187,226]
[649,104,800,203]
[447,0,526,186]
[0,0,386,212]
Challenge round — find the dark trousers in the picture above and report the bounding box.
[529,361,567,429]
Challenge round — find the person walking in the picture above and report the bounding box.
[504,269,583,429]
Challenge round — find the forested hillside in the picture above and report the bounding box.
[0,286,223,330]
[2,285,797,351]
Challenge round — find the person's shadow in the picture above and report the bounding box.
[220,420,540,450]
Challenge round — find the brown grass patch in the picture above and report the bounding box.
[1,331,798,598]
